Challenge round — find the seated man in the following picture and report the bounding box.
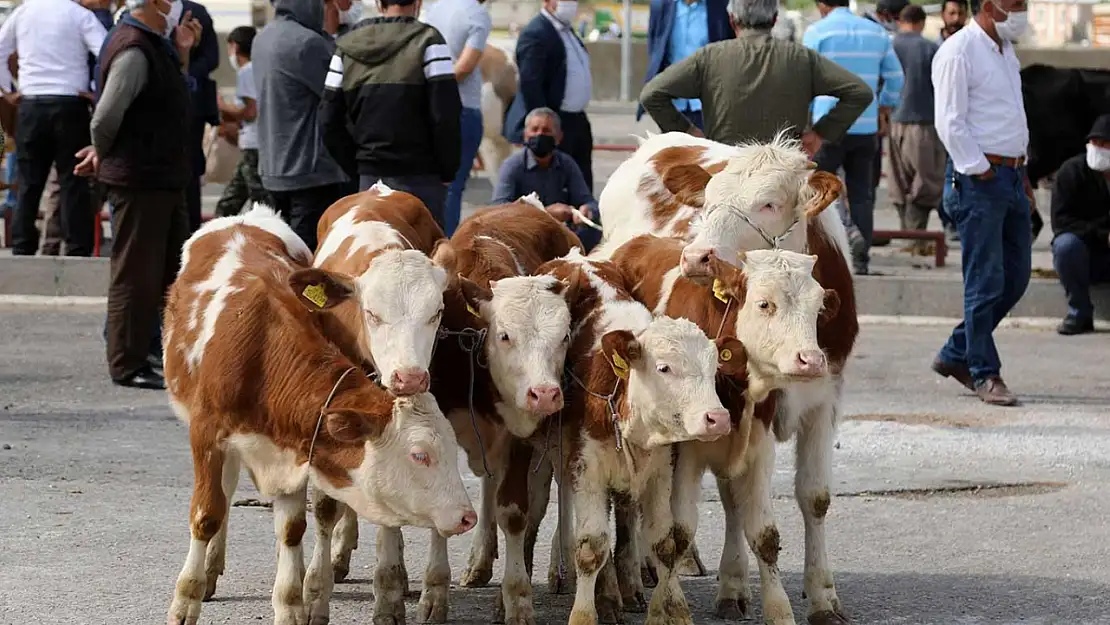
[492,107,601,252]
[1051,114,1110,335]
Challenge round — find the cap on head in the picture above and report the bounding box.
[877,0,909,15]
[1088,115,1110,143]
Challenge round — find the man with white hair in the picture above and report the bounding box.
[639,0,872,151]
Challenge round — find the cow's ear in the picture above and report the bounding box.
[289,268,356,311]
[819,288,840,326]
[662,164,712,208]
[431,239,457,277]
[601,330,641,380]
[707,255,747,306]
[715,336,748,379]
[459,275,493,319]
[553,266,585,307]
[326,409,387,444]
[801,170,842,218]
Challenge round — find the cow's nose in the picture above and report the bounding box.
[454,510,478,535]
[794,350,828,376]
[526,385,563,414]
[680,247,714,277]
[390,368,430,396]
[703,409,732,438]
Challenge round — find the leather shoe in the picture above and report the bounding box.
[1056,315,1094,336]
[931,358,975,391]
[975,376,1017,406]
[113,365,166,390]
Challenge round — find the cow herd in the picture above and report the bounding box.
[162,131,859,625]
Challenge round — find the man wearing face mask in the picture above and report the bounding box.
[1049,115,1110,336]
[504,0,595,192]
[73,0,202,389]
[930,0,1031,406]
[491,107,600,251]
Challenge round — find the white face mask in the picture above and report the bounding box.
[1086,143,1110,172]
[553,0,577,24]
[159,0,183,38]
[993,6,1028,41]
[227,54,239,70]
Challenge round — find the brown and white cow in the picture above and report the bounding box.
[536,250,744,625]
[598,132,858,625]
[477,45,519,186]
[321,201,586,624]
[313,181,450,396]
[610,235,839,625]
[163,206,473,625]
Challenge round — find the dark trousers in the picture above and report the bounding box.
[683,109,705,133]
[1052,232,1110,321]
[105,185,189,380]
[12,96,93,256]
[445,107,484,236]
[815,133,878,265]
[558,110,594,192]
[270,183,346,252]
[185,117,206,233]
[359,174,447,231]
[937,165,1032,382]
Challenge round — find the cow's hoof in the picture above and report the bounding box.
[621,591,646,613]
[597,596,624,624]
[372,616,403,625]
[203,575,219,601]
[308,617,330,625]
[715,597,752,620]
[416,587,448,623]
[332,551,352,583]
[167,617,197,625]
[674,547,707,577]
[808,610,851,625]
[639,564,658,589]
[505,616,536,625]
[460,565,493,588]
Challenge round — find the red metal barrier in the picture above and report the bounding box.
[872,229,947,267]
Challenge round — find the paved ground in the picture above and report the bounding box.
[2,308,1109,624]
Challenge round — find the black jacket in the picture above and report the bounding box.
[503,13,582,144]
[321,16,461,182]
[1051,153,1110,250]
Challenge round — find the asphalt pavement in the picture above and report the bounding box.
[1,307,1109,624]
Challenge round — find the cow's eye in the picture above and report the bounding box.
[498,332,510,342]
[757,300,771,311]
[365,310,382,324]
[656,364,670,374]
[410,451,431,466]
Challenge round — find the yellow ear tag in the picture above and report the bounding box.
[610,352,630,380]
[302,283,328,308]
[466,302,481,318]
[720,348,733,362]
[712,278,730,304]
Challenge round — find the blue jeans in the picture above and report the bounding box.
[815,133,878,266]
[444,107,483,236]
[939,157,955,229]
[1052,232,1110,320]
[938,165,1032,381]
[4,148,16,208]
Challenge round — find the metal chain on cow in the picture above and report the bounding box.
[307,366,359,466]
[564,367,625,451]
[435,326,492,477]
[731,208,801,251]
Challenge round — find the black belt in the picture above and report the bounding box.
[21,94,85,102]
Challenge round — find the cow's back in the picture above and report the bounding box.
[317,186,447,260]
[454,203,583,271]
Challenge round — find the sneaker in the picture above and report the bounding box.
[1056,315,1094,336]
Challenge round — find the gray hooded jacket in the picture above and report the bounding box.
[253,0,348,192]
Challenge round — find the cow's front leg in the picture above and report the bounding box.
[611,493,646,612]
[373,527,408,625]
[416,531,450,623]
[714,475,753,620]
[548,465,577,595]
[494,441,536,625]
[797,399,847,625]
[461,473,498,587]
[641,466,691,625]
[524,452,554,578]
[567,486,612,625]
[272,487,309,625]
[304,490,341,625]
[330,504,358,583]
[669,444,706,581]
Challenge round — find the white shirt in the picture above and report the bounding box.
[541,9,591,113]
[931,19,1028,175]
[235,62,258,150]
[0,0,108,96]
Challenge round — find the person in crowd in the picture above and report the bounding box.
[74,0,202,389]
[1050,115,1110,336]
[321,0,461,228]
[504,0,595,191]
[637,0,733,133]
[325,0,363,40]
[492,107,600,251]
[804,0,903,275]
[931,0,1031,406]
[866,0,906,31]
[938,0,970,242]
[254,0,350,251]
[939,0,970,42]
[214,26,270,217]
[0,0,107,257]
[181,0,218,233]
[640,0,871,149]
[888,4,943,254]
[862,0,906,251]
[425,0,492,235]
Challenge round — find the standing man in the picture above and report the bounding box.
[214,26,270,217]
[939,0,970,42]
[182,0,218,233]
[888,4,944,252]
[804,0,903,275]
[0,0,107,257]
[931,0,1031,406]
[637,0,733,133]
[254,0,350,251]
[321,0,461,228]
[425,0,493,235]
[76,0,202,389]
[504,0,595,191]
[640,0,872,148]
[1049,115,1110,336]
